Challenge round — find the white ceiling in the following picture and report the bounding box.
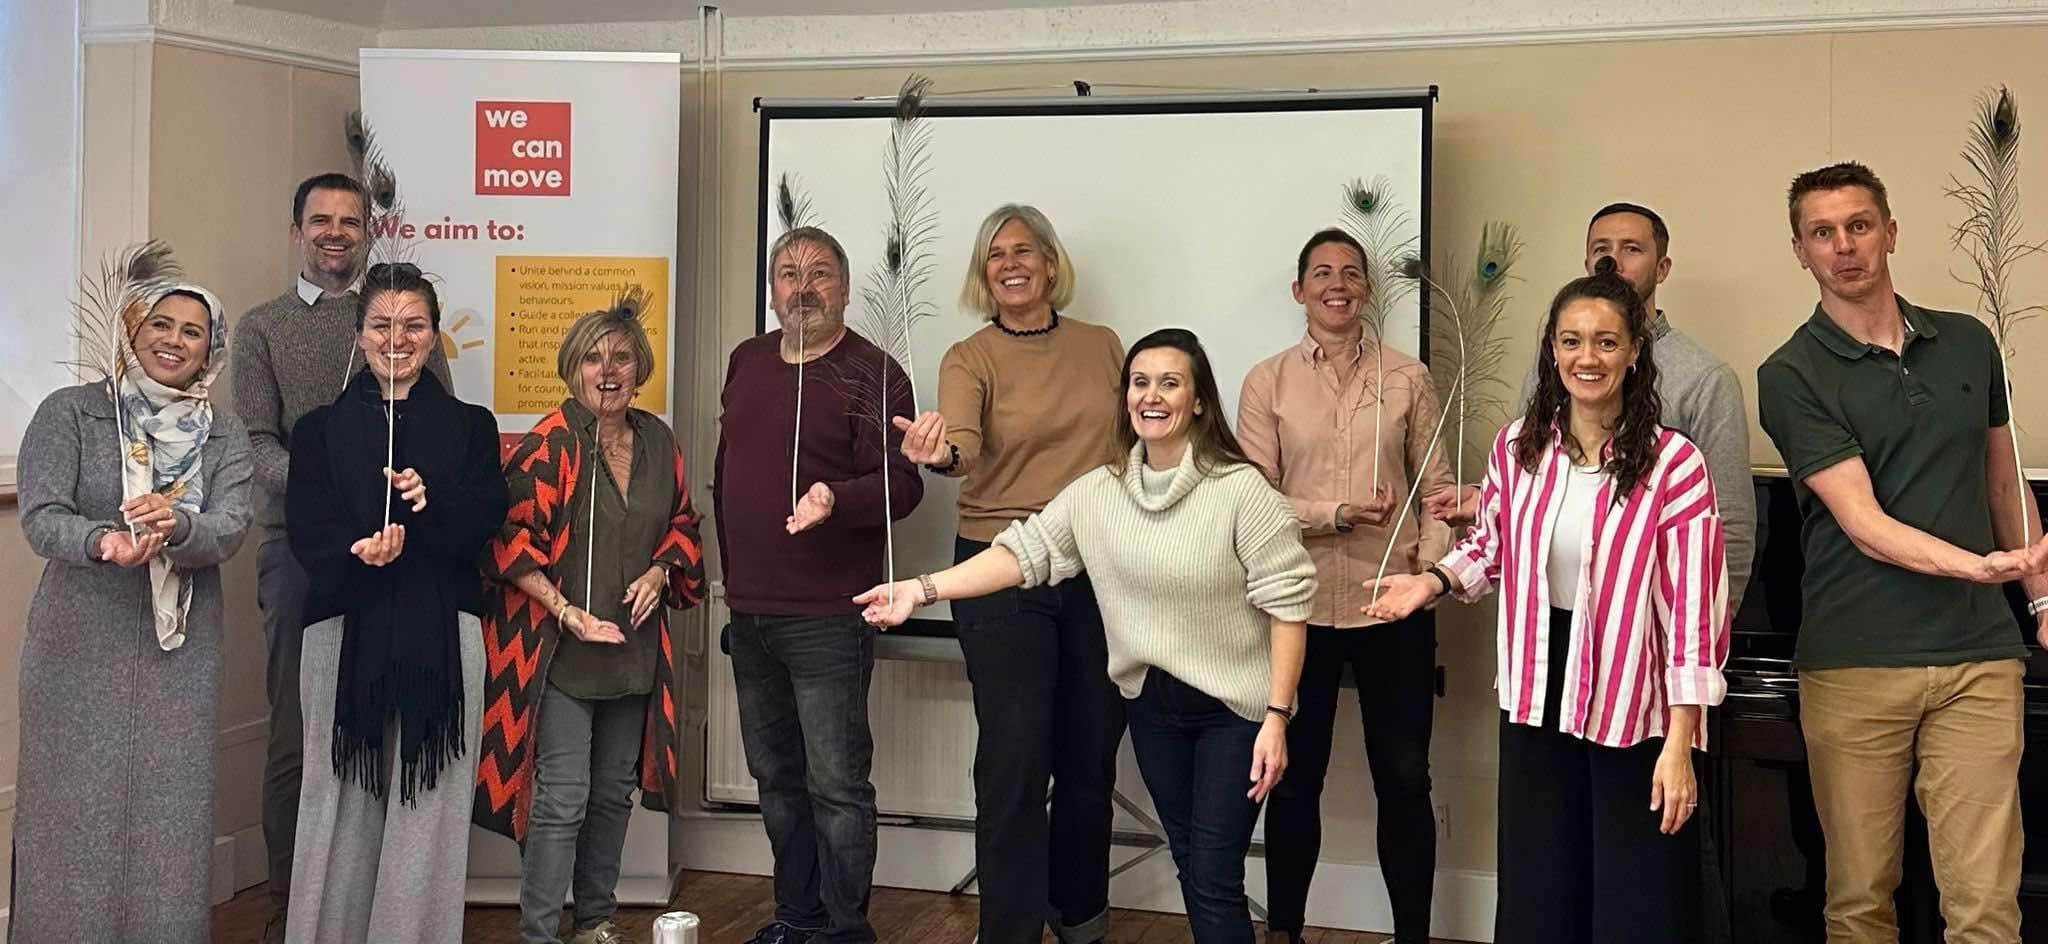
[237,0,1161,30]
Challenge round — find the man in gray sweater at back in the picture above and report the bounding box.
[229,173,451,943]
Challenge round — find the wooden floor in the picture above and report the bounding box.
[210,870,1464,942]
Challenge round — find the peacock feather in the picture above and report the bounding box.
[1946,84,2043,543]
[1335,176,1421,492]
[66,240,184,387]
[778,172,820,234]
[1366,225,1525,597]
[345,109,412,266]
[840,73,942,602]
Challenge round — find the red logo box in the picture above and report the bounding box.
[475,101,571,196]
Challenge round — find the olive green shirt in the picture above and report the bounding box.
[550,401,677,699]
[1756,296,2024,670]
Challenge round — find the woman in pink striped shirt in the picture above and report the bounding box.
[1367,257,1729,944]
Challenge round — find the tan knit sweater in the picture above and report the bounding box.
[936,318,1124,541]
[993,442,1318,721]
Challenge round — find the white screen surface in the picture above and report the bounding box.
[756,92,1432,616]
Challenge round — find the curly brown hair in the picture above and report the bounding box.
[1513,256,1663,500]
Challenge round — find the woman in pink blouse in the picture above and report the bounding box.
[1367,257,1729,944]
[1237,228,1455,944]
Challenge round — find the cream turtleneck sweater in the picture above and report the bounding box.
[993,441,1317,721]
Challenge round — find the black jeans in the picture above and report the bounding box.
[1494,608,1701,944]
[1263,615,1437,943]
[1126,669,1264,944]
[952,537,1126,944]
[728,612,878,944]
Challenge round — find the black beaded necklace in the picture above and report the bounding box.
[994,309,1060,337]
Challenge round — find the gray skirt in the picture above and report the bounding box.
[285,612,485,944]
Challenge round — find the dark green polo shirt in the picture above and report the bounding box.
[1756,296,2023,670]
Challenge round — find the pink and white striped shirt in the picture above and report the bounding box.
[1440,421,1729,749]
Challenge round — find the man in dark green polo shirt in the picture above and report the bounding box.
[1757,160,2048,943]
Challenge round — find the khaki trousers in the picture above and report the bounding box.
[1799,659,2025,944]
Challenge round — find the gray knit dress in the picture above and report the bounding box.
[12,382,253,943]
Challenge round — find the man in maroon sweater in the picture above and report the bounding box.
[714,226,923,944]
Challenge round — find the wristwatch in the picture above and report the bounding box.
[1334,504,1354,533]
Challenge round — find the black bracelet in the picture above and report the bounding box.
[1426,565,1454,598]
[1266,704,1294,724]
[926,442,960,475]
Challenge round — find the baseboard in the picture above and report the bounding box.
[210,835,236,906]
[464,876,674,907]
[673,813,1497,941]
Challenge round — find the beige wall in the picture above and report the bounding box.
[686,23,2048,874]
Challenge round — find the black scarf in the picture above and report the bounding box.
[324,368,469,805]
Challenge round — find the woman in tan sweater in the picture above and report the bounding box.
[892,204,1126,944]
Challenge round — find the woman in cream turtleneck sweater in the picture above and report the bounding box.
[860,328,1316,944]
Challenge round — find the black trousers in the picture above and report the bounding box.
[1262,615,1437,943]
[952,537,1128,944]
[1495,608,1701,944]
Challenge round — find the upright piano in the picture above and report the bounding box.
[1712,471,2048,942]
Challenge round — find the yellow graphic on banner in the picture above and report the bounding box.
[494,255,669,415]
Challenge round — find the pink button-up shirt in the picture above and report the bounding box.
[1238,334,1455,628]
[1441,420,1729,748]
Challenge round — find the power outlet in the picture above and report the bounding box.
[1433,800,1452,842]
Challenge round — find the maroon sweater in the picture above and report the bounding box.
[714,328,924,616]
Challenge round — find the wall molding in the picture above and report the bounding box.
[80,24,358,75]
[371,4,2048,72]
[80,4,2048,77]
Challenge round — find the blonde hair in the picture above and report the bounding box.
[957,204,1076,319]
[556,297,656,393]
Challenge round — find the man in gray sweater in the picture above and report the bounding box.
[229,172,451,942]
[1441,203,1755,612]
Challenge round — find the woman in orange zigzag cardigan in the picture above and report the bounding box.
[475,292,708,944]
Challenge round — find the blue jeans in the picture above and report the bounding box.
[728,612,878,944]
[1126,669,1264,944]
[519,685,647,943]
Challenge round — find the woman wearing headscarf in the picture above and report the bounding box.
[474,292,707,944]
[284,262,509,943]
[14,270,253,942]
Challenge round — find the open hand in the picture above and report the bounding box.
[1361,572,1438,622]
[1247,715,1288,801]
[386,466,427,513]
[120,492,178,537]
[892,412,952,467]
[786,482,835,533]
[624,565,666,626]
[561,605,625,644]
[853,580,921,628]
[1424,485,1482,528]
[349,523,406,566]
[99,528,166,567]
